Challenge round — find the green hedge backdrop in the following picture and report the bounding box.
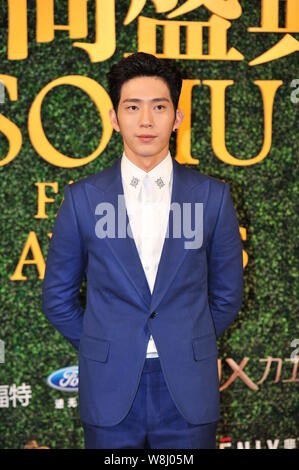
[0,0,298,449]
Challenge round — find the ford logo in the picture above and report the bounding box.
[47,366,78,392]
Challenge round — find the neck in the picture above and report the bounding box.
[123,147,170,172]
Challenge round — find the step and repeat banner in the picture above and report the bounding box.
[0,0,298,449]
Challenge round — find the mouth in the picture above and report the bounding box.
[136,135,157,143]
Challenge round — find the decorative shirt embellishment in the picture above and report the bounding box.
[155,177,165,189]
[130,175,165,189]
[129,176,140,188]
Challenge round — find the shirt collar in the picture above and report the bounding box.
[121,151,173,191]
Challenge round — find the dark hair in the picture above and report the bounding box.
[107,52,182,114]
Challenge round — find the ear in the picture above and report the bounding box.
[109,108,120,132]
[172,108,184,132]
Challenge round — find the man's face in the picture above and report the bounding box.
[109,76,183,165]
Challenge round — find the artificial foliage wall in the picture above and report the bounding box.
[0,0,298,449]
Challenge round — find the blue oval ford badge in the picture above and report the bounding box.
[47,366,78,392]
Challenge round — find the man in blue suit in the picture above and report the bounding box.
[42,52,243,449]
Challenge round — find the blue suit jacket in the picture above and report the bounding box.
[42,157,243,426]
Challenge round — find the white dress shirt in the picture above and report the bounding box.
[121,151,173,358]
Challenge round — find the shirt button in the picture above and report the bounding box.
[145,266,149,270]
[150,312,157,319]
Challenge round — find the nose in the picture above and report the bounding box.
[139,105,153,128]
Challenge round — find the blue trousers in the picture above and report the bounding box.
[82,357,218,449]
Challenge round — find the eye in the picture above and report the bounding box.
[127,105,138,110]
[155,105,166,110]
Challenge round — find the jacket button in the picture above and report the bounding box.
[150,311,156,319]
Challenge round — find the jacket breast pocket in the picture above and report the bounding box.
[192,333,218,361]
[79,334,110,363]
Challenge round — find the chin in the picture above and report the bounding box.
[134,146,158,154]
[139,151,161,157]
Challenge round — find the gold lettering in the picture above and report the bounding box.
[36,0,88,42]
[175,79,201,165]
[126,15,243,60]
[34,182,59,219]
[28,76,113,168]
[73,0,116,62]
[10,232,45,281]
[0,75,22,167]
[202,80,283,165]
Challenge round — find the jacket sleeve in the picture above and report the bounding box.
[207,182,244,339]
[42,183,87,352]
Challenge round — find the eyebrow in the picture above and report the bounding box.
[122,98,170,104]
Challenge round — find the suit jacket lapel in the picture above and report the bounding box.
[149,158,193,313]
[85,156,200,313]
[85,157,152,308]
